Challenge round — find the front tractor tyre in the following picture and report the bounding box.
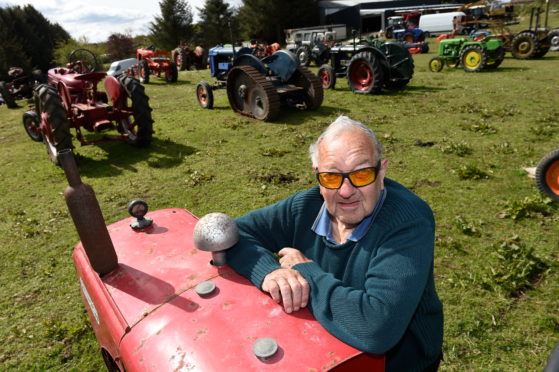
[196,81,214,109]
[318,64,336,89]
[36,84,73,164]
[22,110,43,142]
[296,46,312,66]
[347,51,383,94]
[549,30,559,51]
[428,57,444,72]
[137,60,150,84]
[116,75,153,147]
[174,48,187,70]
[0,81,17,108]
[535,148,559,201]
[460,45,486,72]
[511,31,540,59]
[165,61,178,83]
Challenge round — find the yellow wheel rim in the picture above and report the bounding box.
[464,51,481,69]
[430,59,442,71]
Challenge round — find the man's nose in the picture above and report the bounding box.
[338,177,356,197]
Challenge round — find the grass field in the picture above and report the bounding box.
[1,23,559,371]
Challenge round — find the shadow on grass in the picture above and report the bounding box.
[271,104,351,125]
[384,85,446,96]
[74,137,197,178]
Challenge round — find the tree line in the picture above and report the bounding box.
[0,0,318,78]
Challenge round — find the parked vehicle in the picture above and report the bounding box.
[56,149,386,371]
[285,24,347,66]
[419,11,466,37]
[107,58,137,77]
[384,16,425,42]
[171,43,206,70]
[535,147,559,201]
[428,36,504,72]
[22,49,153,164]
[195,44,323,121]
[0,67,46,108]
[317,36,414,93]
[130,47,178,84]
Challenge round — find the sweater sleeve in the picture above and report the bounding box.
[226,194,296,288]
[293,215,435,355]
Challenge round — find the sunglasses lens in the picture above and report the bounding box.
[318,173,343,189]
[349,168,376,187]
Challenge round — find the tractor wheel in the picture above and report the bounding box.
[403,32,414,43]
[174,48,187,70]
[347,51,383,94]
[549,30,559,51]
[535,148,559,201]
[22,110,43,142]
[196,81,214,109]
[533,46,550,58]
[31,69,47,84]
[485,47,505,69]
[36,84,73,164]
[290,66,324,110]
[226,65,280,121]
[428,57,444,72]
[318,64,336,89]
[137,60,150,84]
[460,45,486,72]
[0,81,17,108]
[165,61,178,82]
[296,46,312,66]
[511,31,540,59]
[116,74,154,147]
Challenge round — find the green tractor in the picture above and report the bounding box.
[428,36,504,72]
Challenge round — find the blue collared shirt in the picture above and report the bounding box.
[311,189,386,243]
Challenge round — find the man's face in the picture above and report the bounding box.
[316,129,387,228]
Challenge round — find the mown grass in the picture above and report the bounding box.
[1,17,559,371]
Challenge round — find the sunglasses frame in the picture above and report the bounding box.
[315,161,382,190]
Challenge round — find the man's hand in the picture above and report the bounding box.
[262,267,310,314]
[278,247,312,269]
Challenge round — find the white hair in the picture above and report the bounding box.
[308,116,383,167]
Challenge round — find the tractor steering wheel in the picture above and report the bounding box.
[68,48,97,73]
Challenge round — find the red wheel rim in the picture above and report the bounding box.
[25,118,41,137]
[177,54,182,66]
[350,61,373,91]
[197,85,207,105]
[319,70,330,87]
[546,160,559,195]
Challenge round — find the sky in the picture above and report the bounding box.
[2,0,243,43]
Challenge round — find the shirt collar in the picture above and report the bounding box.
[312,189,386,243]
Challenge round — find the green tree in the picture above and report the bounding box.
[148,0,194,50]
[238,0,319,43]
[106,33,135,61]
[197,0,239,48]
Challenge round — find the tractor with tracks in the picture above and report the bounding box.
[195,44,323,121]
[316,37,414,93]
[0,67,46,109]
[22,48,153,164]
[428,36,504,72]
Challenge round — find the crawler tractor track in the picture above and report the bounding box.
[291,66,323,110]
[226,65,280,121]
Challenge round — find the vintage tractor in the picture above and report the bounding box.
[384,15,426,42]
[195,44,323,121]
[132,47,178,84]
[316,37,414,93]
[56,149,386,371]
[171,43,206,71]
[0,67,46,108]
[535,147,559,201]
[22,48,153,164]
[428,36,504,72]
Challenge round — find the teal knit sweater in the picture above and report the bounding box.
[227,179,444,371]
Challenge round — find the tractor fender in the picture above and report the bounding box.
[104,75,123,104]
[233,54,267,76]
[262,50,299,83]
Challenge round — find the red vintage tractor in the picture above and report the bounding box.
[133,47,178,84]
[171,43,206,71]
[57,149,385,371]
[22,48,154,164]
[0,67,46,108]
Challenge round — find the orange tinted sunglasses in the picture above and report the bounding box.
[316,162,381,189]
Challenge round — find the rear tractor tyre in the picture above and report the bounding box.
[0,81,17,108]
[36,84,73,164]
[428,57,444,72]
[347,51,383,94]
[137,60,150,84]
[535,148,559,201]
[318,64,336,89]
[196,81,214,109]
[291,66,323,110]
[22,110,43,142]
[116,75,153,147]
[296,46,312,66]
[165,61,178,82]
[511,31,540,59]
[460,45,486,72]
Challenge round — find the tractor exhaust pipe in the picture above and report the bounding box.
[58,149,118,276]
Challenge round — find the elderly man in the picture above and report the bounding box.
[227,116,444,371]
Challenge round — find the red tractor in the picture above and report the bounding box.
[58,149,385,371]
[22,48,154,164]
[133,47,178,84]
[171,43,206,71]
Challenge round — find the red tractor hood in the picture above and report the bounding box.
[73,208,384,371]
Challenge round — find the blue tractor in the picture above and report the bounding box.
[384,16,425,42]
[195,44,323,121]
